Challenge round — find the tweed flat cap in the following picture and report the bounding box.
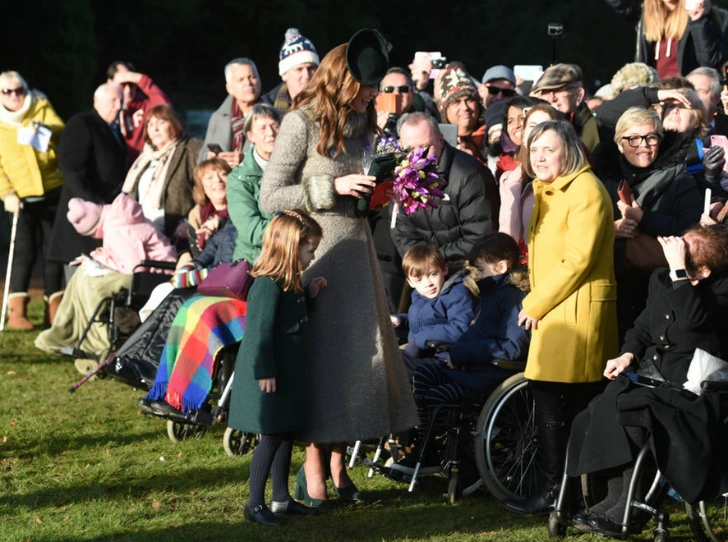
[532,63,583,92]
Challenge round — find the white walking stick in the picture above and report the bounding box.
[0,210,20,332]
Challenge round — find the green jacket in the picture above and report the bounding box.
[227,146,273,263]
[227,276,312,434]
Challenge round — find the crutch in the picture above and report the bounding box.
[0,209,20,332]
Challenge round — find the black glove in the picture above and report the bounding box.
[703,145,726,183]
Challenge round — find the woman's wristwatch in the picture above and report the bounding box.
[669,268,689,281]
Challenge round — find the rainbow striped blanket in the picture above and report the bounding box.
[146,295,247,412]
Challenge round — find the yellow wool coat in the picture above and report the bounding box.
[0,94,64,199]
[522,165,618,383]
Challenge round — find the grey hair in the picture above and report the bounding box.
[0,71,28,92]
[688,66,722,99]
[224,58,260,83]
[243,103,282,133]
[523,120,586,180]
[93,82,123,100]
[399,112,441,136]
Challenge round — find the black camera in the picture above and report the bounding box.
[548,23,564,37]
[431,58,447,69]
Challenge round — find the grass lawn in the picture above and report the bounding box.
[0,301,711,541]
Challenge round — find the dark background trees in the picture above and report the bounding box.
[2,0,726,119]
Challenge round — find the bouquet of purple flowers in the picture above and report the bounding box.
[391,146,446,216]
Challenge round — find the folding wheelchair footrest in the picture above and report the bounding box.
[361,458,413,484]
[59,347,99,360]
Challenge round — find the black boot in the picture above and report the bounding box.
[502,394,570,516]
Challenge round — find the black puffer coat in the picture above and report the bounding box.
[390,141,497,266]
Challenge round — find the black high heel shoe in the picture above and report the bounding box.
[294,467,334,509]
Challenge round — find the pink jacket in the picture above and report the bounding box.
[498,165,534,244]
[89,193,176,274]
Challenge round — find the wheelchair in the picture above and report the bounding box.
[360,353,541,505]
[548,373,728,541]
[64,260,177,393]
[138,342,260,457]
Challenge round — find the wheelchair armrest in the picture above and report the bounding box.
[492,359,527,372]
[134,260,177,272]
[425,340,453,353]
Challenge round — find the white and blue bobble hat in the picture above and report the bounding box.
[278,28,320,76]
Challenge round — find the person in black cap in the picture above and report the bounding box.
[257,29,417,512]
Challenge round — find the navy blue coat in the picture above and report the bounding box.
[194,219,237,268]
[444,273,530,391]
[405,272,476,354]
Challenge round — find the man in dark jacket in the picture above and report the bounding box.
[262,28,319,113]
[49,83,129,276]
[532,63,600,154]
[391,113,498,269]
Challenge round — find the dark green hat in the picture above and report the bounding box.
[346,29,391,86]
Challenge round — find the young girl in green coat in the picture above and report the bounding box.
[228,209,327,526]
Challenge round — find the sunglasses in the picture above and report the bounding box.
[486,86,516,97]
[380,85,411,94]
[1,87,25,96]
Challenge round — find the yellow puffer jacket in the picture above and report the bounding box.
[0,93,64,199]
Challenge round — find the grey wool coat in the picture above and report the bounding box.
[259,107,417,443]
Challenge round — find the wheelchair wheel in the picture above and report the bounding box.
[686,498,728,542]
[474,373,541,502]
[167,420,206,442]
[223,427,259,457]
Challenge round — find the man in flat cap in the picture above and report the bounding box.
[531,63,600,153]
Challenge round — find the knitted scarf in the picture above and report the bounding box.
[0,90,33,128]
[272,84,292,112]
[231,100,246,153]
[122,139,179,209]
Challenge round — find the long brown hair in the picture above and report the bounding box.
[643,0,688,42]
[464,233,530,295]
[293,44,378,158]
[251,209,323,293]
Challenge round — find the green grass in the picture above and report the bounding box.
[0,301,713,541]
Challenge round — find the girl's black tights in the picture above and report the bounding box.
[247,432,295,508]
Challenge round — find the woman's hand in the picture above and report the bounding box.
[700,213,717,226]
[617,199,644,223]
[196,215,222,242]
[172,221,190,241]
[604,353,634,380]
[444,357,458,370]
[518,309,538,331]
[409,56,432,91]
[614,218,639,239]
[390,315,400,327]
[259,377,276,393]
[657,235,688,271]
[334,174,376,199]
[657,89,693,110]
[685,0,705,21]
[216,151,241,168]
[309,276,328,299]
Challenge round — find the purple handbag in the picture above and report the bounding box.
[197,260,254,302]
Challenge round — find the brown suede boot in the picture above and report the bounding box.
[7,293,34,331]
[44,291,64,327]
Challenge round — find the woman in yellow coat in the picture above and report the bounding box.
[503,120,618,515]
[0,71,64,329]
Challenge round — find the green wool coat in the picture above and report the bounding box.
[227,276,312,435]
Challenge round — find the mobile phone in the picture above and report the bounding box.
[414,52,445,80]
[685,0,700,11]
[375,93,402,115]
[626,372,661,388]
[207,143,223,155]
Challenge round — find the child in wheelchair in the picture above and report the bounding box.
[392,243,477,377]
[391,233,531,476]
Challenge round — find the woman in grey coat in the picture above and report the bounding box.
[259,33,417,506]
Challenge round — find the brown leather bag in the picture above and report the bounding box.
[617,179,668,275]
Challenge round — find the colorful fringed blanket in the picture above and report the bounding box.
[146,295,247,412]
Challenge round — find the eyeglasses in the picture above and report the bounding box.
[537,86,578,98]
[1,87,25,96]
[486,86,516,97]
[380,85,411,94]
[621,134,660,147]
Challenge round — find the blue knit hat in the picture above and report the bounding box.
[279,28,319,76]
